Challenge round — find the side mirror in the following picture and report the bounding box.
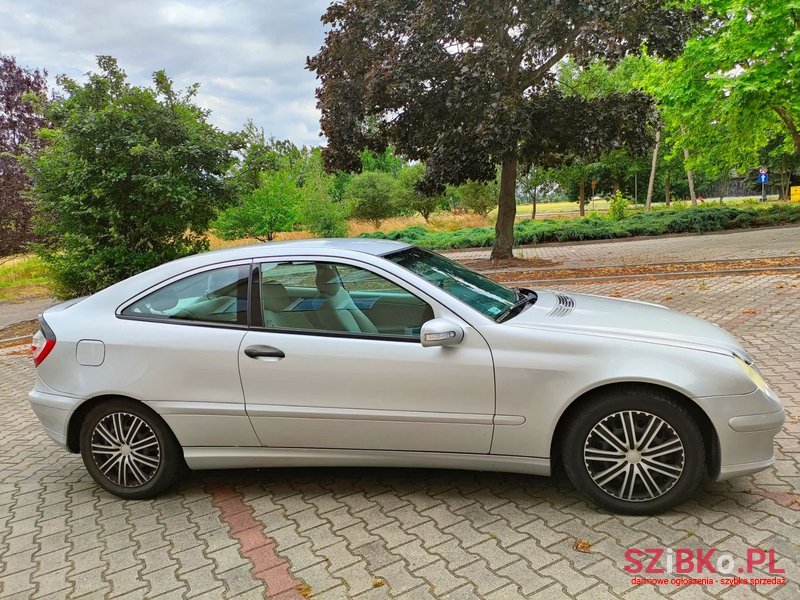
[420,318,464,347]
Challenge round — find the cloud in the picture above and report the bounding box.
[0,0,329,145]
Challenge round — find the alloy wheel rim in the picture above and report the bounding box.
[90,412,161,487]
[584,410,684,502]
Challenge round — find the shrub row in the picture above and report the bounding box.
[361,204,800,250]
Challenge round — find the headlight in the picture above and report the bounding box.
[733,355,771,395]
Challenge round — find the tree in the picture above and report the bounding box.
[517,165,551,219]
[640,0,799,203]
[30,56,236,298]
[454,180,499,218]
[213,171,301,242]
[0,54,48,256]
[308,0,700,258]
[346,171,399,229]
[298,148,349,238]
[397,164,441,222]
[360,146,404,175]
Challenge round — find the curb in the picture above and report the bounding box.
[496,266,800,285]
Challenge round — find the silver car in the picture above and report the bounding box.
[28,239,784,514]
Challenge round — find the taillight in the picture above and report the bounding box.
[31,316,56,366]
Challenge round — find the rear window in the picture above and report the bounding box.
[122,265,249,325]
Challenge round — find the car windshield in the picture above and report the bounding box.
[386,247,521,320]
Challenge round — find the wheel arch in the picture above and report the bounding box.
[549,381,720,479]
[66,394,178,454]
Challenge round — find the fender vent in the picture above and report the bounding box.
[548,293,575,317]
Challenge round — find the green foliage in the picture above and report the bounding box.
[452,180,498,217]
[640,0,800,174]
[309,0,700,258]
[360,146,404,175]
[213,171,301,242]
[297,151,349,238]
[608,190,630,221]
[301,195,349,238]
[346,171,399,228]
[397,164,442,221]
[30,56,236,298]
[363,204,800,250]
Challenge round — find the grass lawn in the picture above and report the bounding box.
[0,255,52,302]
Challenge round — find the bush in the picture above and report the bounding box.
[608,190,630,221]
[397,164,442,222]
[213,171,301,242]
[300,194,349,238]
[346,171,400,229]
[31,57,235,298]
[360,204,800,250]
[454,180,498,217]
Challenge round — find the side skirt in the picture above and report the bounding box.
[183,447,551,476]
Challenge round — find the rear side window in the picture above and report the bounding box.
[122,265,249,325]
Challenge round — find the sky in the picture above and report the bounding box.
[0,0,330,146]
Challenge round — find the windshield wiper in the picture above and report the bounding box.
[496,288,537,323]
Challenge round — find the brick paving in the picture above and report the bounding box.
[1,242,799,598]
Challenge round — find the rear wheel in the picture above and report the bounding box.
[79,399,184,499]
[561,388,705,515]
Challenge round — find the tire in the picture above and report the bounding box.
[561,387,705,515]
[79,398,185,499]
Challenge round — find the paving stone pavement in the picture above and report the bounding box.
[1,272,799,599]
[443,226,800,269]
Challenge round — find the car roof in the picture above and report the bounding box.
[201,237,413,261]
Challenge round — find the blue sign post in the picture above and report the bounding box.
[758,168,769,201]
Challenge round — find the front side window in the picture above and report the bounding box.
[122,265,249,325]
[260,261,433,339]
[386,247,518,319]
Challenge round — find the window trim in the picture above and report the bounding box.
[251,258,434,343]
[116,260,253,330]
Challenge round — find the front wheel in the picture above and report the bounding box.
[561,388,705,515]
[79,399,184,499]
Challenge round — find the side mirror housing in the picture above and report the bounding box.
[420,318,464,347]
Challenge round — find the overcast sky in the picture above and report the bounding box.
[1,0,330,146]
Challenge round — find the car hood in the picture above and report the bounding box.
[506,290,748,357]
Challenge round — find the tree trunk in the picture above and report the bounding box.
[491,156,518,260]
[613,181,620,194]
[686,165,697,207]
[681,125,697,207]
[645,129,661,212]
[531,186,537,219]
[665,172,671,207]
[579,179,586,216]
[773,106,800,154]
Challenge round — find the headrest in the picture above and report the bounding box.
[316,264,343,296]
[206,270,237,298]
[262,280,292,311]
[149,288,179,312]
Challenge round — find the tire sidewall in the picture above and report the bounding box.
[562,390,705,515]
[79,399,180,499]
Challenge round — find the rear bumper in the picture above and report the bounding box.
[696,389,784,481]
[28,388,80,450]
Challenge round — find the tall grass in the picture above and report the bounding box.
[0,255,51,301]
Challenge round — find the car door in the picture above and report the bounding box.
[114,261,260,447]
[238,258,496,453]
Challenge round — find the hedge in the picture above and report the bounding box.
[361,204,800,250]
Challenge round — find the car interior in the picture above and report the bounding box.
[260,262,433,337]
[124,262,434,338]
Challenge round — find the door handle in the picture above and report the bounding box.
[244,345,285,360]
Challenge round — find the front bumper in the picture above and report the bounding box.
[28,387,81,450]
[696,387,785,481]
